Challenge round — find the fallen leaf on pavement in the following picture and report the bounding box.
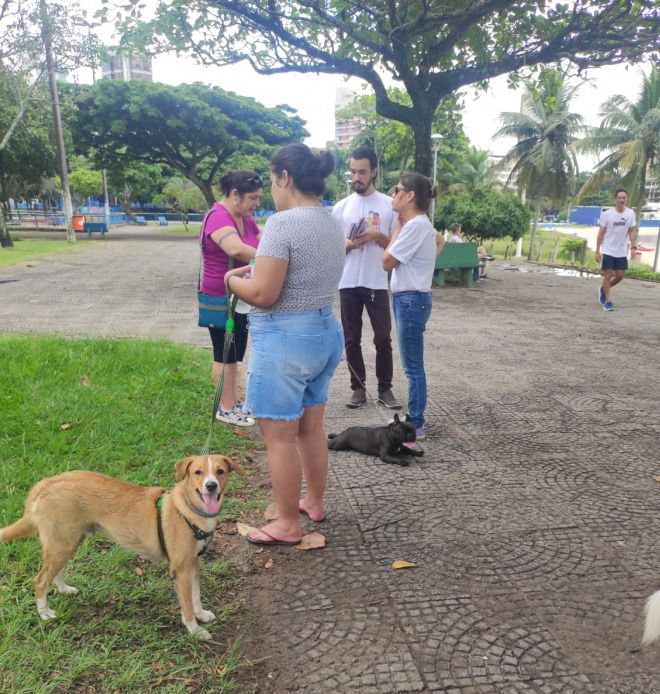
[264,558,273,569]
[236,522,254,537]
[295,532,326,551]
[654,476,660,483]
[391,560,417,569]
[264,502,278,520]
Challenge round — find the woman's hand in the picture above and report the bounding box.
[224,265,251,283]
[225,256,288,308]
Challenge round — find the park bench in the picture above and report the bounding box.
[157,216,168,226]
[135,215,147,225]
[83,221,108,237]
[433,242,480,288]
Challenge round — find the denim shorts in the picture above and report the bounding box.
[244,306,344,420]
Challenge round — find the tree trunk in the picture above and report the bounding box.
[0,203,13,248]
[0,156,13,247]
[412,116,433,177]
[200,182,215,208]
[40,0,75,243]
[527,201,540,261]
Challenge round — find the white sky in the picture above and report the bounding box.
[79,4,648,169]
[80,54,647,169]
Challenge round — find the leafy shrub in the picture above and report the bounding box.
[435,189,530,241]
[559,237,585,261]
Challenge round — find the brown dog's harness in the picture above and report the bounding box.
[155,494,214,559]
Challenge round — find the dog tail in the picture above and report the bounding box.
[642,590,660,646]
[0,516,36,543]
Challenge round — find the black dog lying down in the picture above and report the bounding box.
[327,414,423,466]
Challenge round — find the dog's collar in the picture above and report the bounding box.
[385,424,398,444]
[183,516,214,542]
[184,517,214,556]
[185,497,223,519]
[155,494,214,558]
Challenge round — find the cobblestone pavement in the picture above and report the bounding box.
[3,228,660,692]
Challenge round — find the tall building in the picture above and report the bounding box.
[101,50,153,82]
[334,87,364,149]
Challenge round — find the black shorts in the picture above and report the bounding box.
[601,254,628,271]
[208,312,249,363]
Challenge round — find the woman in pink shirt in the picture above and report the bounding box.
[199,170,263,426]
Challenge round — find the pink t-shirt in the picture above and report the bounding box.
[199,202,260,295]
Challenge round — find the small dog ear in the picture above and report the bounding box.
[229,457,245,476]
[393,413,400,423]
[174,457,195,481]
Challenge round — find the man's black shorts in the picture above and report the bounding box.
[601,254,628,271]
[208,311,249,363]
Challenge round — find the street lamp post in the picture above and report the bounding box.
[430,133,442,227]
[344,170,352,196]
[102,169,111,228]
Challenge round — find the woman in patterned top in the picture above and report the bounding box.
[225,144,345,546]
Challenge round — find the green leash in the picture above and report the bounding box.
[200,275,239,455]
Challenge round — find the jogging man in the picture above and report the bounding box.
[596,188,637,311]
[332,145,401,409]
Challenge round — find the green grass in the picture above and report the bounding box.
[158,222,201,235]
[482,228,660,282]
[0,335,262,693]
[0,239,86,267]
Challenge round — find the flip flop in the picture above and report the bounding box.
[299,503,326,523]
[246,528,301,546]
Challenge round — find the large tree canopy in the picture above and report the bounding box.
[73,80,308,206]
[112,0,660,175]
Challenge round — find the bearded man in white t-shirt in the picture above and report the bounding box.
[596,188,637,312]
[332,145,401,410]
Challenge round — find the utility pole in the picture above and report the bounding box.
[40,0,75,243]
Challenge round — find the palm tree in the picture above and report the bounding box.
[440,146,502,193]
[494,69,585,259]
[577,64,660,223]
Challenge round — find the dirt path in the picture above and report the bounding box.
[3,230,660,693]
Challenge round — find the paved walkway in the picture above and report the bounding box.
[3,228,660,693]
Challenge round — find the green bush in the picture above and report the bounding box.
[435,189,530,242]
[559,237,585,261]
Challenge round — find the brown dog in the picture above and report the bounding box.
[0,455,244,640]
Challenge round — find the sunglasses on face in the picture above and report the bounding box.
[246,174,263,186]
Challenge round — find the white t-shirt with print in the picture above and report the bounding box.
[599,206,636,257]
[332,190,395,290]
[388,214,437,293]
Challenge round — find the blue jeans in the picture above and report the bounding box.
[392,291,432,429]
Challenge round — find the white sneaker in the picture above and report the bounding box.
[216,407,255,427]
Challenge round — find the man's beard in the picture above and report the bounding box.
[352,181,368,193]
